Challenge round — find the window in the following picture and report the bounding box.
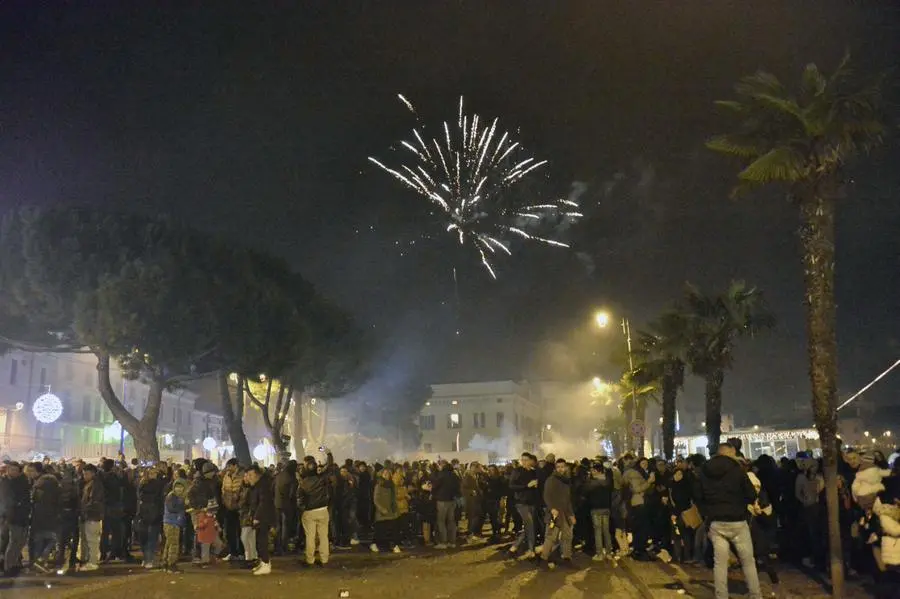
[448,413,461,429]
[9,359,17,385]
[419,414,435,430]
[473,412,485,428]
[423,443,432,453]
[497,412,505,428]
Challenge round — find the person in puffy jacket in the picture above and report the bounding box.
[508,453,540,558]
[138,468,165,568]
[162,479,187,572]
[274,460,298,556]
[622,457,655,560]
[430,461,461,549]
[1,462,31,574]
[372,468,401,554]
[220,459,244,560]
[238,473,257,564]
[79,464,105,571]
[26,463,60,571]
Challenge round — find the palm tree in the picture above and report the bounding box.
[632,312,689,460]
[707,54,888,597]
[681,281,774,452]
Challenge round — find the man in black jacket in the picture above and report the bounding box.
[695,443,761,599]
[274,460,298,556]
[541,459,576,567]
[297,455,331,566]
[508,452,540,559]
[80,464,105,571]
[585,461,615,561]
[26,463,60,572]
[430,461,460,549]
[247,465,275,575]
[0,462,30,576]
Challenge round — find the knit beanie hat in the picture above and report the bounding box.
[859,453,876,470]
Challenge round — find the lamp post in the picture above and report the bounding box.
[595,310,641,455]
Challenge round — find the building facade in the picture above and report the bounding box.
[417,381,543,461]
[0,350,226,462]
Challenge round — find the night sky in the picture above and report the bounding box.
[2,2,899,422]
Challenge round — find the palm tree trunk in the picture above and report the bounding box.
[799,194,843,598]
[662,377,677,460]
[704,370,724,454]
[622,395,634,453]
[635,395,647,457]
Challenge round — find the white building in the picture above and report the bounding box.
[0,350,218,462]
[417,381,543,461]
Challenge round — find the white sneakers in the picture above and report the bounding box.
[252,561,271,576]
[370,543,380,553]
[392,546,402,554]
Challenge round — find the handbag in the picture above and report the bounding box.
[681,504,703,529]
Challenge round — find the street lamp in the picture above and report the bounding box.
[864,431,870,437]
[885,431,892,438]
[595,311,611,329]
[595,309,639,453]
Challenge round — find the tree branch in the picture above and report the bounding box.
[96,351,140,431]
[0,336,94,354]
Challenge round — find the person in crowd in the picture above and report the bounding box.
[356,462,373,534]
[195,499,221,565]
[462,462,486,543]
[508,452,540,560]
[274,459,298,556]
[393,467,413,547]
[238,470,258,567]
[669,460,698,564]
[695,442,762,599]
[220,459,244,561]
[0,462,31,576]
[99,458,124,563]
[483,465,506,542]
[431,460,461,549]
[25,462,60,573]
[137,466,165,569]
[747,471,779,588]
[247,464,275,575]
[162,478,188,573]
[586,460,615,562]
[795,458,825,569]
[410,468,436,546]
[298,455,331,566]
[622,455,655,561]
[334,465,360,548]
[79,464,105,572]
[372,466,401,554]
[56,465,81,574]
[541,459,576,569]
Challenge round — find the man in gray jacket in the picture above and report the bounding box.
[621,455,655,559]
[540,459,576,568]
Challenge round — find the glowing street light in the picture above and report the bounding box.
[864,431,870,437]
[595,311,611,329]
[545,424,552,430]
[885,431,892,438]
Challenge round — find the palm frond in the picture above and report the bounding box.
[705,135,766,158]
[800,63,827,101]
[738,146,807,184]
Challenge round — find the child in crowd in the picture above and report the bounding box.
[162,480,188,573]
[195,499,222,565]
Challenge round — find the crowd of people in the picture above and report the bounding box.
[1,441,899,598]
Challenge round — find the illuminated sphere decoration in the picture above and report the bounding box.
[202,437,217,451]
[32,393,63,424]
[252,443,267,461]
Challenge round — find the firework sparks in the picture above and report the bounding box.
[369,95,580,278]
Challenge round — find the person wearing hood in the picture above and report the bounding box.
[25,462,60,572]
[274,459,298,556]
[298,455,331,566]
[540,459,576,568]
[187,461,219,563]
[162,478,188,573]
[694,442,761,599]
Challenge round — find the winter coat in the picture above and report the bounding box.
[238,484,253,527]
[669,473,695,513]
[431,467,461,503]
[163,491,187,528]
[195,511,219,544]
[584,470,614,511]
[249,472,276,526]
[58,474,80,525]
[101,470,124,517]
[0,475,31,527]
[374,479,400,522]
[221,472,243,511]
[275,466,299,511]
[622,467,652,507]
[694,455,757,522]
[484,475,506,505]
[795,472,823,507]
[392,472,410,514]
[31,473,61,532]
[138,478,165,526]
[852,467,892,511]
[81,477,106,522]
[297,471,330,513]
[188,475,218,512]
[509,467,540,506]
[543,473,574,520]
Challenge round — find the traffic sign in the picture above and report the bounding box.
[630,419,645,438]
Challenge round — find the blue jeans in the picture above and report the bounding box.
[708,521,762,599]
[29,529,58,563]
[512,504,536,553]
[142,524,161,564]
[590,509,613,555]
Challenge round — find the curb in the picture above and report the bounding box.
[620,558,659,599]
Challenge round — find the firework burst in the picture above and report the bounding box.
[368,95,581,278]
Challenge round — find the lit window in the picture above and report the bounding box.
[448,413,461,429]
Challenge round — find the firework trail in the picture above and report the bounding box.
[368,95,582,278]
